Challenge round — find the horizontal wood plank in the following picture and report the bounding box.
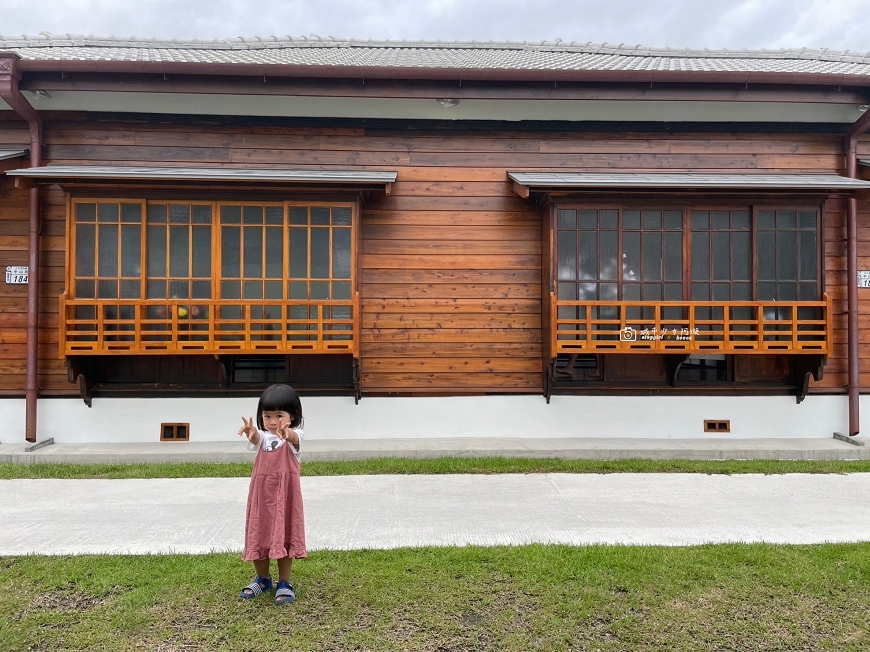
[363,313,541,329]
[362,298,541,313]
[361,342,541,357]
[362,283,541,299]
[363,240,540,255]
[361,254,541,270]
[362,269,541,284]
[363,225,540,241]
[362,357,541,373]
[361,372,542,389]
[362,328,541,343]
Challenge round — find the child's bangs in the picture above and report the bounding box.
[257,384,303,428]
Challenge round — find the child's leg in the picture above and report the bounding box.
[276,557,293,583]
[240,558,273,598]
[253,558,271,579]
[274,557,296,604]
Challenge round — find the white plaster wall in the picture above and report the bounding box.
[0,394,855,443]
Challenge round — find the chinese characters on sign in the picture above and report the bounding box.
[620,326,700,342]
[859,271,870,288]
[5,266,28,284]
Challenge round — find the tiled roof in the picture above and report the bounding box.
[1,34,870,78]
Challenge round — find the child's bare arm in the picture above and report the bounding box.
[277,423,300,448]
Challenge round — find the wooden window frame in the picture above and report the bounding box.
[144,200,215,302]
[552,200,825,302]
[160,422,190,441]
[63,196,359,356]
[68,198,148,301]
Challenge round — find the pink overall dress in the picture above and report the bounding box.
[242,434,307,561]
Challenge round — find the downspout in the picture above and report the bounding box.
[843,108,870,436]
[0,53,43,443]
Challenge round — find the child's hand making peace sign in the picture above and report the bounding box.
[238,416,259,443]
[275,421,296,442]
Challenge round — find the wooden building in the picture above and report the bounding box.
[2,36,870,442]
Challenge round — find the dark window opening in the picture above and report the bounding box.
[552,354,601,381]
[161,423,189,441]
[67,353,355,396]
[676,355,730,383]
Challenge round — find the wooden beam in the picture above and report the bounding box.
[512,181,530,199]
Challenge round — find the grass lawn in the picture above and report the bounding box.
[1,543,868,651]
[2,457,870,479]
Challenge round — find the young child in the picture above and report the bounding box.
[237,383,306,605]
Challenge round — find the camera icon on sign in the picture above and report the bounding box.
[620,327,637,342]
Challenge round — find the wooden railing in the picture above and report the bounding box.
[550,294,832,355]
[58,293,360,357]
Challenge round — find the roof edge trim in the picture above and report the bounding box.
[6,164,398,184]
[508,171,870,190]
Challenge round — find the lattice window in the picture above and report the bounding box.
[65,198,357,355]
[74,200,144,300]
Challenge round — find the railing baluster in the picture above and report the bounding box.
[792,302,799,349]
[97,304,104,351]
[317,302,324,349]
[758,304,765,350]
[586,300,593,348]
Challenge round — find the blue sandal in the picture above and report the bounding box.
[240,575,273,599]
[275,580,296,605]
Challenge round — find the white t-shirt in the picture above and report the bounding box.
[247,428,303,460]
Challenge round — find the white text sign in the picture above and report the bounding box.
[5,266,28,284]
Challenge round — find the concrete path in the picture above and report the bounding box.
[1,436,868,464]
[2,473,869,555]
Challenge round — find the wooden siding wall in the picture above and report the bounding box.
[0,114,867,395]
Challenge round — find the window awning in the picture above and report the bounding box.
[6,164,398,188]
[0,149,28,161]
[508,171,870,197]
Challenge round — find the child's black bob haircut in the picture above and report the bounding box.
[256,384,303,431]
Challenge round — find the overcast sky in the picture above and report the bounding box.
[1,0,869,52]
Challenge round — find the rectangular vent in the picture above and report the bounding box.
[704,420,731,433]
[161,423,190,441]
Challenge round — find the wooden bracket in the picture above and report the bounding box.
[13,176,33,190]
[792,355,825,404]
[76,373,93,408]
[666,354,690,388]
[796,371,811,405]
[512,181,530,199]
[353,357,361,404]
[216,355,230,388]
[543,364,552,404]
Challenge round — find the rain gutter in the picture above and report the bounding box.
[843,109,870,435]
[0,52,43,443]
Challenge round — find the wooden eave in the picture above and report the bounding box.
[5,164,397,195]
[17,72,870,104]
[509,171,870,200]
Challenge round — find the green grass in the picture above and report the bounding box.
[1,457,870,479]
[1,544,868,651]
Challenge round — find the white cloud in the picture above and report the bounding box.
[1,0,869,50]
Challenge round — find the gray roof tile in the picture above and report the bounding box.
[1,35,869,77]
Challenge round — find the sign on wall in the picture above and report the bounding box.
[5,266,28,284]
[860,271,870,288]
